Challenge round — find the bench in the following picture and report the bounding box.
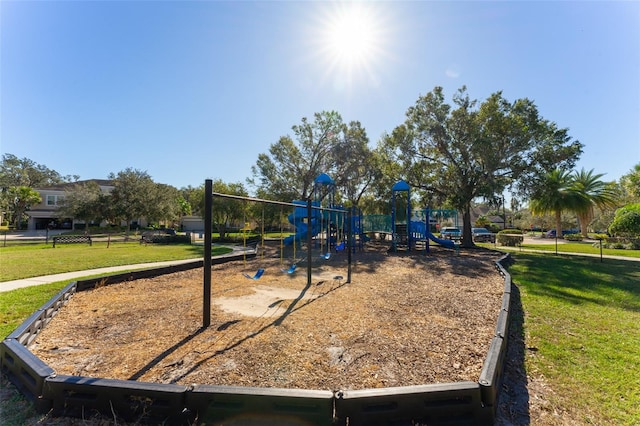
[52,235,92,248]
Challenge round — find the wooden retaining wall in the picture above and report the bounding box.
[1,252,513,425]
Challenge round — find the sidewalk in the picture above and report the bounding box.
[0,258,204,293]
[0,241,258,293]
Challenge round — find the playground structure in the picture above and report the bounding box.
[390,180,459,252]
[284,173,368,252]
[0,178,514,425]
[203,179,354,325]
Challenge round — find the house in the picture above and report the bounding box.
[470,204,507,230]
[25,180,114,231]
[26,179,147,231]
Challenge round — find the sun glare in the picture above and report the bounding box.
[326,8,377,67]
[310,2,390,90]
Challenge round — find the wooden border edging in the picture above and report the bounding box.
[187,384,334,425]
[478,253,513,412]
[0,338,54,412]
[1,252,514,425]
[43,375,190,423]
[7,282,76,346]
[334,382,489,425]
[75,253,253,292]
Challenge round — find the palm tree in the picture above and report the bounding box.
[529,169,584,239]
[571,168,619,237]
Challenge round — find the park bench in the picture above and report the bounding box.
[52,235,92,248]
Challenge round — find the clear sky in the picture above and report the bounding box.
[1,1,639,192]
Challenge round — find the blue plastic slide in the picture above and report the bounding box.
[283,201,323,246]
[425,228,455,249]
[410,220,455,249]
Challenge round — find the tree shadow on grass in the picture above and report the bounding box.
[513,254,640,313]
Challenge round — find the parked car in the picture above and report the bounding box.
[545,229,579,238]
[440,227,461,241]
[472,227,495,243]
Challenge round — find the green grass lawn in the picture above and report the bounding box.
[478,239,640,258]
[0,244,232,338]
[0,242,210,282]
[1,243,639,424]
[508,253,640,424]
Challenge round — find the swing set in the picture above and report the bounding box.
[208,190,353,283]
[202,180,354,328]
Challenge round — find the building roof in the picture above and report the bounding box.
[35,179,114,191]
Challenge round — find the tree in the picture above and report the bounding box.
[379,86,582,246]
[0,154,77,229]
[608,204,640,237]
[571,168,619,237]
[0,153,77,188]
[193,180,248,240]
[332,120,378,207]
[620,163,640,203]
[56,181,103,232]
[145,183,183,227]
[108,168,157,232]
[529,169,585,239]
[8,186,41,229]
[251,111,353,201]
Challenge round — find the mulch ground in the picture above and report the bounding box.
[29,241,505,392]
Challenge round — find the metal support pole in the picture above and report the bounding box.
[347,207,352,283]
[203,179,212,328]
[599,238,603,262]
[391,191,396,252]
[307,198,312,288]
[407,187,412,251]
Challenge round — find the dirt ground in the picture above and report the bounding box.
[29,242,505,393]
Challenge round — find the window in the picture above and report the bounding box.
[46,195,64,206]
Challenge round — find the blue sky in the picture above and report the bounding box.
[2,1,639,192]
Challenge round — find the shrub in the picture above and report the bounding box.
[564,233,584,241]
[497,229,523,247]
[609,204,640,237]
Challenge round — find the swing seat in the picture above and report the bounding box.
[282,264,297,274]
[320,252,331,260]
[335,241,345,251]
[243,268,265,280]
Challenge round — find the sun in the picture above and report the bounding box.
[310,2,389,89]
[325,6,377,68]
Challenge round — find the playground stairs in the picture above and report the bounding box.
[394,224,409,250]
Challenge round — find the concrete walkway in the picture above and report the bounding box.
[0,258,204,293]
[0,243,256,293]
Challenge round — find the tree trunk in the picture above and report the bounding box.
[578,212,590,238]
[217,223,227,240]
[555,210,562,240]
[461,205,473,247]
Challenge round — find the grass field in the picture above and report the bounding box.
[508,253,640,424]
[479,239,640,258]
[0,242,208,282]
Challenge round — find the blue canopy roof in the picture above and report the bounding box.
[314,173,335,185]
[392,180,410,191]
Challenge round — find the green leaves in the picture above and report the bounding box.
[379,85,582,246]
[251,110,376,206]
